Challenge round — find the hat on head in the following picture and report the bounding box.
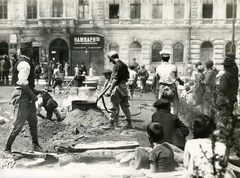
[102,69,112,74]
[107,51,118,58]
[223,52,236,60]
[159,51,171,58]
[221,58,234,66]
[205,60,214,68]
[153,99,170,108]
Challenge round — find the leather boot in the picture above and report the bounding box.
[29,126,43,151]
[4,134,17,152]
[122,120,133,129]
[103,120,114,130]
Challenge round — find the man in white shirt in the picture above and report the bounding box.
[156,51,184,116]
[4,41,43,158]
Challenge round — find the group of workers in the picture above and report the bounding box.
[2,40,239,177]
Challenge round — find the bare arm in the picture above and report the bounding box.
[149,161,157,173]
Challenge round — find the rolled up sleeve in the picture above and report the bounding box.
[16,61,30,85]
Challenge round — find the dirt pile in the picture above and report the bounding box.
[17,108,109,151]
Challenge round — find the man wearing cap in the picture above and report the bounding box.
[216,52,239,112]
[156,51,184,116]
[202,60,216,114]
[138,64,149,93]
[152,99,189,150]
[104,51,132,129]
[4,41,43,156]
[102,69,112,91]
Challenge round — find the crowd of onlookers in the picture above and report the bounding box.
[180,56,238,117]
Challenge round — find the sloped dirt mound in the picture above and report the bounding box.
[16,108,109,150]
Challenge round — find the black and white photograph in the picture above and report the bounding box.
[0,0,240,177]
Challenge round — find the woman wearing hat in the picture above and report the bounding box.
[194,65,205,112]
[216,53,239,112]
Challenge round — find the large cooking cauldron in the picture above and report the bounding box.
[72,100,99,111]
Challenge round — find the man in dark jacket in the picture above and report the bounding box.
[151,99,189,150]
[35,90,62,121]
[202,60,216,116]
[216,52,239,112]
[104,51,132,129]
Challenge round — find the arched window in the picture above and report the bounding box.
[151,42,162,62]
[129,41,142,65]
[0,42,8,55]
[173,42,184,62]
[225,41,236,54]
[109,42,119,53]
[200,41,213,63]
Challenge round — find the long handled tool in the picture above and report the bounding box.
[96,84,112,102]
[62,75,77,94]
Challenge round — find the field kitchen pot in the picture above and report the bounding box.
[71,100,99,111]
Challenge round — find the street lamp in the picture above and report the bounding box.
[231,0,236,53]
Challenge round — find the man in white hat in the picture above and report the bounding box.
[155,51,184,116]
[104,51,132,129]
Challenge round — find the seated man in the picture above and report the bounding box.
[151,99,189,150]
[35,90,62,121]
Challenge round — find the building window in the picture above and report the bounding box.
[201,42,213,63]
[131,0,141,19]
[152,0,163,19]
[109,0,119,19]
[52,0,63,17]
[225,41,236,54]
[173,42,184,63]
[27,0,37,19]
[202,0,213,18]
[0,0,7,19]
[174,0,184,19]
[109,42,119,53]
[78,0,89,19]
[151,42,162,62]
[226,0,237,19]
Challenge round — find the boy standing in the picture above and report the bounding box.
[128,64,138,100]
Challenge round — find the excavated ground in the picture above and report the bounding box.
[0,82,240,177]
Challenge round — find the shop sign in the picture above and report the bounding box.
[32,41,42,47]
[70,34,104,49]
[9,34,17,44]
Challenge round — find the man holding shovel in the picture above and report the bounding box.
[103,51,132,130]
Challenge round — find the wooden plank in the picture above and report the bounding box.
[71,141,139,151]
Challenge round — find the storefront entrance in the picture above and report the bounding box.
[70,34,104,76]
[0,42,9,56]
[49,39,69,67]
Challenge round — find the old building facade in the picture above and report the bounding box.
[0,0,238,75]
